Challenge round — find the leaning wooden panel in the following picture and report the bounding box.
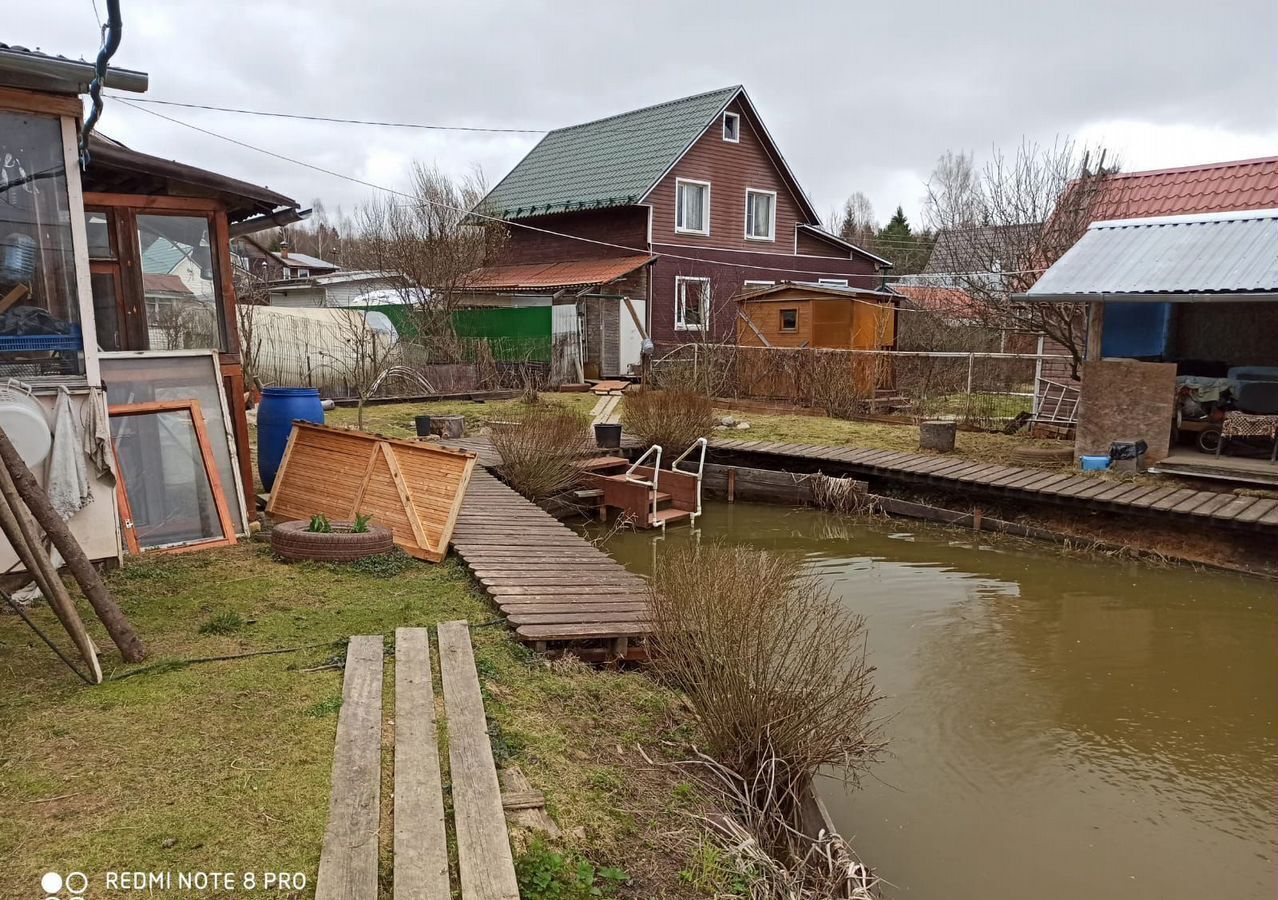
[267,423,476,562]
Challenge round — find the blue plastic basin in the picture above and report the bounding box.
[1079,455,1111,471]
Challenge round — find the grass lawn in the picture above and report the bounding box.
[0,544,704,898]
[329,393,1067,467]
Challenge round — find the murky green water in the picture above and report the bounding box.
[584,502,1278,900]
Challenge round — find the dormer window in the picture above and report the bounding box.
[722,111,740,142]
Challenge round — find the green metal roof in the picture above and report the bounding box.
[477,86,742,220]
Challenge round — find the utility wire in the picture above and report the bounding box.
[108,95,548,134]
[115,99,1050,282]
[111,98,961,249]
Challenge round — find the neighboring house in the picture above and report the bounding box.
[234,235,340,282]
[466,85,890,377]
[266,270,414,308]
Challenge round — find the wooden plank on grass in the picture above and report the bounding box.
[437,621,521,900]
[316,635,383,900]
[393,628,449,900]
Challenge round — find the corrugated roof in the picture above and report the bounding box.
[737,281,899,303]
[1025,209,1278,299]
[1091,157,1278,220]
[462,255,655,292]
[476,87,741,219]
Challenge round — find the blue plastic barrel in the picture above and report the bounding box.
[258,387,324,491]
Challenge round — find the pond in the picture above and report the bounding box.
[584,501,1278,900]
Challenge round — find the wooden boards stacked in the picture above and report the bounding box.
[268,424,476,562]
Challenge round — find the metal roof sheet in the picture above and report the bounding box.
[1026,209,1278,299]
[1090,157,1278,220]
[476,87,741,219]
[462,255,655,292]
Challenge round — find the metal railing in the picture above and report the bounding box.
[672,436,708,525]
[624,444,663,527]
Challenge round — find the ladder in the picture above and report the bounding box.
[576,438,708,530]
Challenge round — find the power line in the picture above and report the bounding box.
[114,99,1049,282]
[108,95,548,134]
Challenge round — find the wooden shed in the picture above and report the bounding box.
[736,281,898,350]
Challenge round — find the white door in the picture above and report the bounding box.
[618,297,647,376]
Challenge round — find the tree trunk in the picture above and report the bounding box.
[0,427,146,662]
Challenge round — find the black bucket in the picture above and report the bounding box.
[415,415,433,437]
[594,422,622,449]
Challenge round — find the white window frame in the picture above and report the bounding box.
[743,280,775,290]
[675,178,711,236]
[818,278,849,287]
[295,268,310,279]
[722,111,740,143]
[744,188,777,242]
[674,276,711,331]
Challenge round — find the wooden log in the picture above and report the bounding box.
[0,427,146,662]
[919,420,957,453]
[431,415,465,439]
[0,492,101,683]
[437,621,520,900]
[316,635,383,900]
[393,628,450,900]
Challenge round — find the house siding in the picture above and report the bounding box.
[646,99,806,252]
[493,207,649,265]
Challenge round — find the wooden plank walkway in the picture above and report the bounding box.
[393,628,450,900]
[317,626,530,899]
[709,438,1278,530]
[438,621,521,900]
[450,467,651,652]
[316,635,383,900]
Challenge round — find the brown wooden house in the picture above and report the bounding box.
[466,86,891,377]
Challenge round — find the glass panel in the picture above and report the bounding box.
[102,354,245,533]
[90,271,122,351]
[679,279,707,328]
[111,408,224,549]
[678,183,707,232]
[136,214,224,351]
[0,111,85,378]
[84,210,114,259]
[748,192,773,238]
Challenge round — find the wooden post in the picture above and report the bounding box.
[431,415,465,439]
[972,507,983,532]
[726,467,737,503]
[919,420,957,453]
[0,427,146,662]
[1085,301,1105,361]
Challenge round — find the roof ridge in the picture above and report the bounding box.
[549,85,741,133]
[1108,156,1278,180]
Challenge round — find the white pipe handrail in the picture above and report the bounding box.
[672,437,708,523]
[626,444,663,527]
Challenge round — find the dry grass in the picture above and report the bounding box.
[621,389,715,455]
[648,543,884,861]
[808,473,878,515]
[490,404,592,501]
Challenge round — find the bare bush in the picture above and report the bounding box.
[663,748,879,900]
[648,543,884,857]
[808,474,876,516]
[490,404,591,501]
[620,388,715,454]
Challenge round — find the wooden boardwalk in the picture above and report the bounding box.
[451,467,651,654]
[315,625,524,900]
[710,438,1278,531]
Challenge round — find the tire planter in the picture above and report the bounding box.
[271,520,395,562]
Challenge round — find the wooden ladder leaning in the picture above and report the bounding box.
[315,624,526,900]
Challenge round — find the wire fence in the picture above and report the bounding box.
[651,344,1072,430]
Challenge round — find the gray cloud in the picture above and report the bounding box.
[13,0,1277,230]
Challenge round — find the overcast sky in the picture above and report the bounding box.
[13,0,1278,232]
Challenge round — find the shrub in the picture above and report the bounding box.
[620,388,714,455]
[197,611,246,636]
[648,543,883,855]
[490,404,591,501]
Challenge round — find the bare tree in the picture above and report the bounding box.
[922,139,1116,375]
[322,308,399,430]
[827,191,878,248]
[350,164,502,362]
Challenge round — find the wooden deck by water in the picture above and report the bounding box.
[710,438,1278,530]
[451,466,651,654]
